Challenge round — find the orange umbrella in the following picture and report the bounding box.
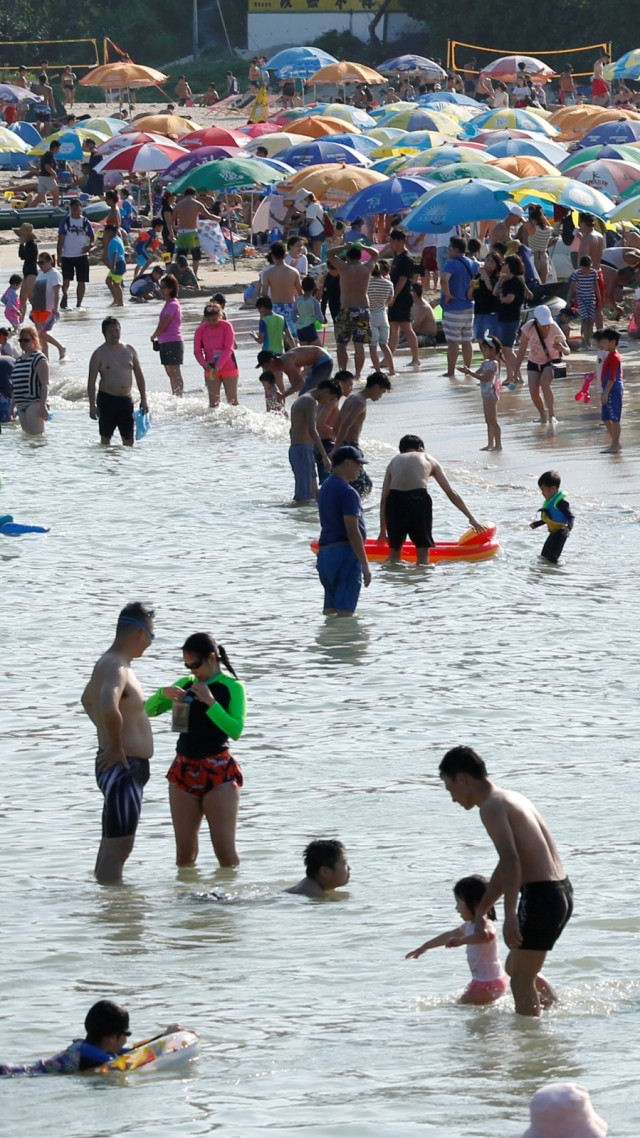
[80,62,168,89]
[278,163,386,204]
[307,61,385,85]
[493,155,560,177]
[548,104,640,138]
[287,115,360,138]
[123,115,201,139]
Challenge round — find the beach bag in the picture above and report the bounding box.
[533,321,566,377]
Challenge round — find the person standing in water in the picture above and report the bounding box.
[87,317,149,446]
[145,633,247,869]
[439,745,573,1017]
[81,603,155,886]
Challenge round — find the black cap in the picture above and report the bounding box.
[256,349,279,367]
[332,445,367,465]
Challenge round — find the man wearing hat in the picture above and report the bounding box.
[490,204,526,247]
[316,445,371,617]
[522,1082,607,1138]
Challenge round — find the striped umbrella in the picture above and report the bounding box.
[484,138,570,165]
[603,50,640,81]
[480,56,555,83]
[570,159,640,198]
[376,107,460,133]
[465,108,558,137]
[560,143,640,171]
[507,175,614,218]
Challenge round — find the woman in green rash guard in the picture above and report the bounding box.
[146,633,246,868]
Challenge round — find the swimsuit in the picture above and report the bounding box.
[335,306,371,344]
[166,749,243,799]
[95,753,150,840]
[289,442,316,501]
[272,301,296,340]
[96,390,134,442]
[11,351,46,412]
[176,229,201,260]
[385,488,433,550]
[299,354,333,394]
[517,878,574,951]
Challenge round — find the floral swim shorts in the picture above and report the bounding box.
[166,750,244,799]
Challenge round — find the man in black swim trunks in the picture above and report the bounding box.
[439,746,573,1017]
[87,317,149,446]
[81,603,155,884]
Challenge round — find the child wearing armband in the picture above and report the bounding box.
[405,874,508,1005]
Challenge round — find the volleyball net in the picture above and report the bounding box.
[0,39,100,77]
[447,40,611,79]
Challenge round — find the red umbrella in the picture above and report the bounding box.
[242,123,279,138]
[180,126,248,150]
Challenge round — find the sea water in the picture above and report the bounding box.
[1,289,640,1136]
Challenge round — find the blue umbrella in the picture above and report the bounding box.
[417,92,481,107]
[0,83,43,105]
[7,121,41,146]
[331,134,380,156]
[377,55,447,80]
[278,141,370,169]
[265,47,337,79]
[404,179,511,232]
[485,138,569,165]
[578,120,640,148]
[340,175,435,220]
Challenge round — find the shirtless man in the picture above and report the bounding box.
[288,379,338,503]
[411,283,437,341]
[578,213,606,328]
[315,370,353,484]
[439,745,573,1017]
[81,602,155,885]
[285,839,351,898]
[173,187,218,279]
[87,317,148,446]
[334,371,391,497]
[379,435,484,563]
[490,206,526,247]
[261,241,302,342]
[327,244,378,376]
[256,345,333,398]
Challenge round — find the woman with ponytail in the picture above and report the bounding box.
[146,634,247,868]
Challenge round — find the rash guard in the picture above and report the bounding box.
[146,672,246,759]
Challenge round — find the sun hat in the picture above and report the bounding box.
[522,1083,608,1138]
[15,221,35,239]
[533,304,553,325]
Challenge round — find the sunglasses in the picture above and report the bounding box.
[184,657,205,671]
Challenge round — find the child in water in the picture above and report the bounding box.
[259,369,287,416]
[405,874,508,1005]
[0,1000,132,1075]
[1,275,22,329]
[285,839,350,898]
[598,327,623,454]
[462,332,503,451]
[530,469,574,563]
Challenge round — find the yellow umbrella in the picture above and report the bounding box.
[306,61,385,85]
[370,146,420,159]
[287,116,360,138]
[123,115,200,138]
[80,62,169,90]
[278,163,387,204]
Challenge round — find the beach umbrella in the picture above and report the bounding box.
[0,83,43,104]
[370,156,412,175]
[465,108,558,137]
[398,130,462,150]
[417,91,481,108]
[95,131,176,155]
[413,101,477,121]
[266,106,322,125]
[377,107,459,133]
[570,159,640,197]
[6,122,41,146]
[606,194,640,222]
[507,175,614,218]
[603,50,640,81]
[159,145,247,183]
[179,126,248,149]
[96,141,189,173]
[80,116,129,137]
[331,134,381,155]
[265,47,338,79]
[548,105,640,140]
[306,103,376,128]
[123,115,200,138]
[493,155,560,177]
[484,137,570,165]
[559,143,640,171]
[242,123,279,138]
[579,120,640,148]
[427,162,518,184]
[277,140,370,169]
[367,127,409,145]
[169,157,282,194]
[401,146,497,170]
[480,56,555,83]
[0,126,30,152]
[244,131,312,156]
[339,175,435,220]
[286,116,360,138]
[29,128,108,160]
[404,179,512,232]
[80,62,168,89]
[306,61,385,85]
[377,55,447,81]
[278,164,387,205]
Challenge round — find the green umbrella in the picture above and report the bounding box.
[427,162,518,184]
[168,158,282,193]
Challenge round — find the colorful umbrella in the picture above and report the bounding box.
[307,61,384,85]
[404,179,512,232]
[480,56,555,83]
[331,134,381,155]
[370,156,411,175]
[81,116,129,137]
[80,62,168,89]
[169,157,282,194]
[607,194,640,222]
[465,108,558,137]
[123,115,200,138]
[179,126,247,149]
[377,107,459,133]
[493,155,560,178]
[6,122,40,147]
[603,50,640,81]
[377,55,447,80]
[265,47,338,79]
[579,120,640,148]
[160,146,247,183]
[96,131,176,155]
[396,130,460,150]
[484,138,570,165]
[313,104,376,128]
[245,131,312,156]
[0,83,43,104]
[278,164,387,205]
[339,175,435,220]
[570,159,640,198]
[242,123,279,138]
[401,146,497,170]
[367,127,409,145]
[507,175,614,218]
[278,140,370,169]
[0,127,29,152]
[559,143,640,171]
[29,128,108,160]
[427,162,518,184]
[287,116,360,138]
[96,141,189,173]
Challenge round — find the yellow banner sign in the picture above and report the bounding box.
[250,0,392,12]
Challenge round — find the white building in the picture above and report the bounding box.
[247,0,421,53]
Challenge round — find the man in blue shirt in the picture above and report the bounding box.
[440,235,478,377]
[317,445,371,616]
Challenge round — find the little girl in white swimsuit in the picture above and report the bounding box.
[405,873,509,1006]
